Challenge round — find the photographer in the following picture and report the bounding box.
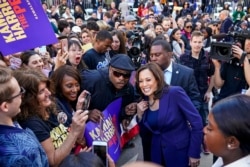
[212,37,250,103]
[125,15,137,31]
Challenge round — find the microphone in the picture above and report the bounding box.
[212,33,228,39]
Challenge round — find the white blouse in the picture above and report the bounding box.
[212,155,250,167]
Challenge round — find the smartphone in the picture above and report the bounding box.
[82,93,91,110]
[61,38,68,53]
[39,46,46,56]
[92,141,108,167]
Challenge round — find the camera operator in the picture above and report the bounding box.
[212,37,250,103]
[124,15,137,31]
[124,16,147,69]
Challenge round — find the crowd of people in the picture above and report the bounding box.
[1,0,250,166]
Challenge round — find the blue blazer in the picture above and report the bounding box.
[139,86,203,167]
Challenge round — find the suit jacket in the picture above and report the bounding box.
[139,86,203,167]
[170,62,201,110]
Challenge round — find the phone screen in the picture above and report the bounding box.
[93,144,107,166]
[60,38,68,52]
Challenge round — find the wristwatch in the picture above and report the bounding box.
[240,51,247,64]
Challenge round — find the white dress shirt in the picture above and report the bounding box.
[163,61,173,85]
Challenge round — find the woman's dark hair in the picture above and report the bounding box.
[202,27,212,48]
[212,94,250,154]
[204,27,212,37]
[183,20,193,33]
[20,50,40,65]
[68,39,81,51]
[184,20,193,28]
[136,62,168,100]
[182,1,189,8]
[13,68,56,121]
[169,28,180,42]
[50,65,81,100]
[59,152,104,167]
[110,30,127,54]
[67,40,88,71]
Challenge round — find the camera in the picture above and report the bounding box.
[211,30,250,62]
[127,26,145,69]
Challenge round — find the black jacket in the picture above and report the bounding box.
[81,67,136,119]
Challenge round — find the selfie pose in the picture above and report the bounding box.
[13,69,89,166]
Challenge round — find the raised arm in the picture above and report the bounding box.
[212,59,224,89]
[41,110,88,166]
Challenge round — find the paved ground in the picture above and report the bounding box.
[200,152,213,167]
[116,135,214,167]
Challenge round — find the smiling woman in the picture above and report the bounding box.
[50,65,83,127]
[13,68,89,167]
[135,62,203,167]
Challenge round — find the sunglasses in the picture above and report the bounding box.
[185,26,192,29]
[6,87,26,101]
[112,69,131,79]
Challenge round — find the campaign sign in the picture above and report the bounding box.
[84,98,122,163]
[0,0,57,56]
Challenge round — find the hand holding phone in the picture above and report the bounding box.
[60,38,68,54]
[92,141,108,167]
[76,90,91,111]
[83,93,91,110]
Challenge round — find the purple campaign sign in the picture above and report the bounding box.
[84,98,122,163]
[0,0,57,56]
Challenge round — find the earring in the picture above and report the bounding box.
[228,145,231,148]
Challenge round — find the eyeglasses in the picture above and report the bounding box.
[185,26,192,29]
[6,87,26,101]
[111,69,131,79]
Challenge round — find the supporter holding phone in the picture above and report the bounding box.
[13,68,89,166]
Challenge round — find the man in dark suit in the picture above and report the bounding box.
[150,39,201,111]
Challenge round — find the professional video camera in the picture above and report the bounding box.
[211,30,250,62]
[127,26,145,69]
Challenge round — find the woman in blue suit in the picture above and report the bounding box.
[136,62,203,167]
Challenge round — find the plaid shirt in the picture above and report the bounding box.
[180,49,214,96]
